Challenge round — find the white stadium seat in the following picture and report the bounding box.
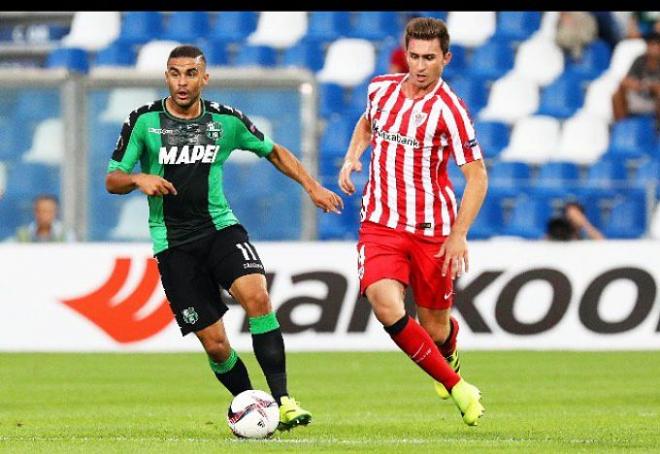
[512,37,564,87]
[23,118,64,166]
[500,115,560,164]
[109,195,151,241]
[478,72,540,125]
[554,113,609,165]
[605,38,646,82]
[578,75,620,124]
[61,12,120,51]
[447,12,496,47]
[100,88,159,123]
[317,38,375,88]
[247,12,308,49]
[135,40,182,72]
[531,11,560,41]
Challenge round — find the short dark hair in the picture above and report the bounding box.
[404,17,450,54]
[546,217,574,241]
[168,45,206,64]
[645,30,660,44]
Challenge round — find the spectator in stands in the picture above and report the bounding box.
[555,12,598,60]
[591,12,623,51]
[546,202,604,240]
[14,194,76,243]
[611,31,660,127]
[389,44,408,73]
[626,11,660,39]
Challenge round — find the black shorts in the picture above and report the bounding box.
[155,224,265,336]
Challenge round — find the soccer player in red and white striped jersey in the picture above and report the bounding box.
[338,17,488,426]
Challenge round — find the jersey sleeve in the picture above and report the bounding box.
[440,95,483,167]
[107,111,146,173]
[232,110,274,158]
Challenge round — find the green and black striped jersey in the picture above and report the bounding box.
[107,98,274,254]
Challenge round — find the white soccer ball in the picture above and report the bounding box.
[227,389,279,439]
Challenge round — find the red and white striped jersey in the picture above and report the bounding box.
[360,73,483,237]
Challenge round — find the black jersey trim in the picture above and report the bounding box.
[204,100,265,141]
[111,99,164,163]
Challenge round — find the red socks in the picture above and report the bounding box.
[385,315,460,390]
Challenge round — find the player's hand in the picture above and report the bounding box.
[308,182,343,214]
[133,174,178,196]
[338,159,362,195]
[435,230,469,279]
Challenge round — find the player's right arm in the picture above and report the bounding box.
[106,171,177,196]
[338,114,372,196]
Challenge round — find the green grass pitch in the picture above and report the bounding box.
[1,351,659,453]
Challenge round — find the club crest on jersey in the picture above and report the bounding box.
[159,144,219,165]
[413,111,428,126]
[181,307,198,325]
[205,121,223,140]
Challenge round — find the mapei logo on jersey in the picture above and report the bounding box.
[159,145,219,165]
[372,124,420,148]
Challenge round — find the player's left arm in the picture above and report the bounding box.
[437,159,488,278]
[267,143,344,214]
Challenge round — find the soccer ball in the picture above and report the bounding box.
[227,389,279,439]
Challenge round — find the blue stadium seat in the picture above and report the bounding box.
[233,44,277,67]
[606,116,657,160]
[466,40,514,81]
[318,82,346,118]
[0,116,17,161]
[632,158,660,199]
[488,160,531,197]
[602,193,647,238]
[350,12,399,41]
[46,47,89,73]
[448,162,465,196]
[95,41,137,67]
[493,11,542,42]
[468,192,504,239]
[0,192,32,240]
[564,39,611,81]
[536,73,584,119]
[374,36,401,75]
[449,76,488,114]
[161,12,209,42]
[282,39,325,71]
[88,181,122,241]
[532,161,582,198]
[580,157,628,198]
[5,162,59,197]
[474,120,509,158]
[347,79,370,121]
[15,90,60,145]
[198,39,229,66]
[306,12,350,42]
[209,12,257,44]
[320,115,354,159]
[500,195,553,238]
[116,12,163,45]
[90,122,121,160]
[442,45,466,80]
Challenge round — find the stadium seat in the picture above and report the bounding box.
[473,120,509,158]
[478,73,540,124]
[5,161,59,196]
[15,89,60,124]
[99,88,159,123]
[606,116,657,159]
[318,82,346,118]
[511,37,564,87]
[373,37,401,75]
[500,195,553,239]
[564,39,611,81]
[531,11,560,41]
[536,73,584,119]
[468,192,504,239]
[347,79,370,120]
[161,12,209,43]
[441,45,466,80]
[135,40,182,72]
[282,39,325,71]
[209,12,258,44]
[317,39,376,87]
[234,44,277,67]
[46,47,89,73]
[199,39,229,66]
[94,41,137,67]
[349,12,399,41]
[60,12,120,51]
[601,193,647,238]
[306,12,351,42]
[579,75,619,123]
[493,11,542,42]
[22,118,64,166]
[554,113,609,165]
[465,40,515,81]
[0,117,17,161]
[116,12,163,46]
[0,193,32,240]
[447,161,465,196]
[580,157,628,198]
[532,161,582,198]
[449,76,489,114]
[247,12,308,49]
[499,116,560,164]
[488,160,532,197]
[109,195,151,241]
[605,38,646,82]
[319,115,354,177]
[447,12,496,48]
[632,158,660,199]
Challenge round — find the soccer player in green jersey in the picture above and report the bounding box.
[105,45,343,431]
